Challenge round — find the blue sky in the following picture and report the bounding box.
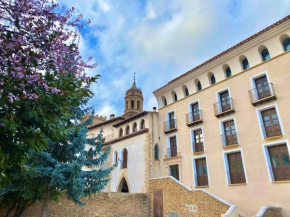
[59,0,290,118]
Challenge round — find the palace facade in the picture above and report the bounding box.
[88,15,290,216]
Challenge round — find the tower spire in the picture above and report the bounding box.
[134,72,136,83]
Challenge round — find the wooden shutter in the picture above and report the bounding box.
[169,112,175,129]
[170,165,179,180]
[170,137,177,157]
[227,152,246,184]
[268,144,290,181]
[194,129,204,152]
[255,75,270,99]
[196,158,208,186]
[223,120,237,146]
[261,108,282,138]
[220,91,231,111]
[191,103,199,121]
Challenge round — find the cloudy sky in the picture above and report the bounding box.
[59,0,290,118]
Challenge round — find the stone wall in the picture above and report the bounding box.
[149,177,230,217]
[2,193,149,217]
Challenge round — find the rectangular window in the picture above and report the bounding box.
[170,164,179,181]
[219,90,231,112]
[227,152,246,184]
[193,129,204,153]
[261,108,282,138]
[191,103,200,122]
[222,120,238,146]
[195,158,208,186]
[168,112,175,129]
[169,136,177,157]
[268,144,290,181]
[255,75,271,100]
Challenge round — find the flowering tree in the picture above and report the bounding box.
[0,0,98,176]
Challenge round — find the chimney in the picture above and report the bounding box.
[110,114,115,119]
[153,107,157,112]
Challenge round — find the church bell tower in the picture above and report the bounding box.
[124,73,144,118]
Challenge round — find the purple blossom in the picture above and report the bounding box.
[27,93,39,100]
[28,75,40,84]
[0,123,4,127]
[50,87,61,93]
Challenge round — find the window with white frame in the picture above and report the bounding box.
[223,150,247,184]
[166,111,176,131]
[249,72,275,102]
[191,128,204,153]
[193,156,209,187]
[188,101,201,123]
[263,142,290,182]
[167,135,177,158]
[257,105,283,139]
[215,88,233,114]
[220,117,239,147]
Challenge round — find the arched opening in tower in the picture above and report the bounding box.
[118,177,130,193]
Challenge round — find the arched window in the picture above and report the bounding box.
[113,151,118,165]
[185,88,189,96]
[119,128,123,138]
[210,74,216,85]
[87,148,93,160]
[154,144,159,160]
[174,93,178,101]
[197,82,202,91]
[161,96,167,106]
[226,67,232,78]
[131,100,134,109]
[261,49,270,61]
[283,38,290,51]
[122,148,128,169]
[125,125,130,135]
[140,119,145,130]
[132,122,137,132]
[242,58,250,70]
[126,101,128,110]
[137,101,140,110]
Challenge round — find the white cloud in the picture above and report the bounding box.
[58,0,290,116]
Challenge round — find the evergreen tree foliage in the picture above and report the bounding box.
[0,108,113,217]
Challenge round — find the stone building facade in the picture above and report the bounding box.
[87,15,290,217]
[152,15,290,216]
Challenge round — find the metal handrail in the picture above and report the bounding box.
[249,83,275,102]
[163,119,177,131]
[185,110,202,123]
[221,131,239,147]
[213,98,234,115]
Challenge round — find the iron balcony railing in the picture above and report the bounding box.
[221,130,239,147]
[261,121,282,139]
[192,141,204,153]
[185,110,202,124]
[102,133,114,143]
[167,147,177,158]
[249,83,275,103]
[213,98,234,115]
[163,119,177,132]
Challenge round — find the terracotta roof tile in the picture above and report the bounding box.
[153,15,290,94]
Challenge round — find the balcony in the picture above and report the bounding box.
[249,83,276,106]
[163,119,177,134]
[192,142,204,154]
[262,121,282,139]
[185,110,203,127]
[221,131,239,148]
[214,98,235,118]
[167,147,178,158]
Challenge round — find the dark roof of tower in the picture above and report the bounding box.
[126,81,142,95]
